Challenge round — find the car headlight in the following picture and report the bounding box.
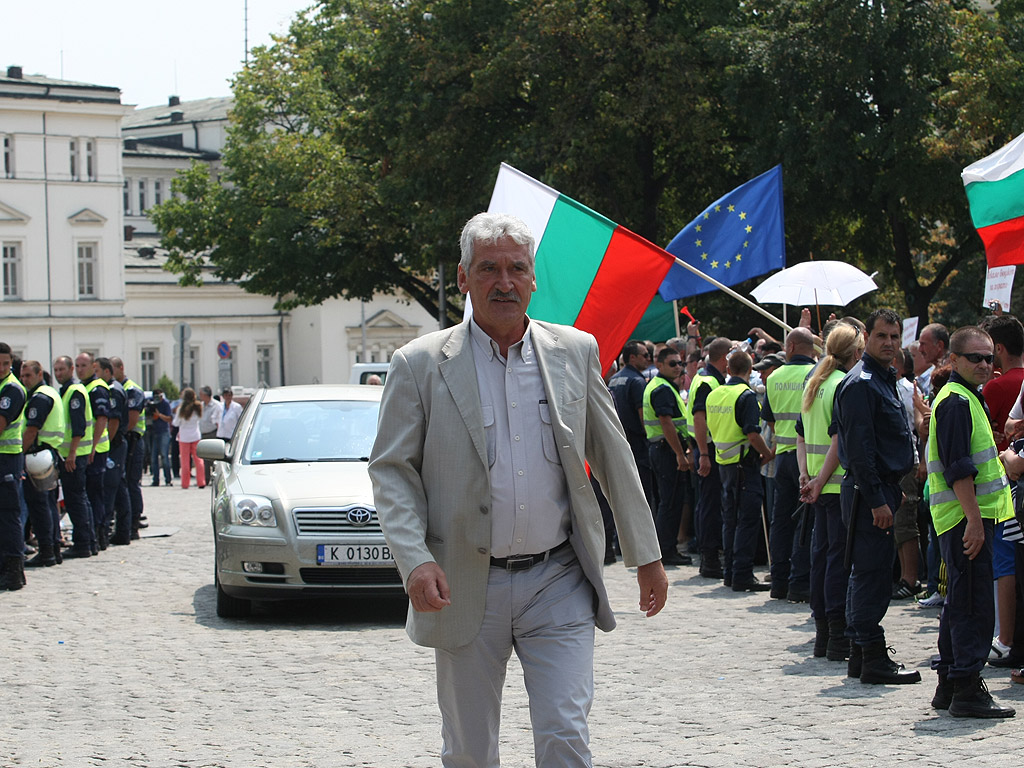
[231,495,277,527]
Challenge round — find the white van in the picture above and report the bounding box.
[348,362,390,385]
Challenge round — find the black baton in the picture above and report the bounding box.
[844,485,860,570]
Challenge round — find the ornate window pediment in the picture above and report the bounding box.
[0,201,29,224]
[68,208,107,225]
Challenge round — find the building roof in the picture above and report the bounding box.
[122,139,220,162]
[124,96,233,129]
[0,66,121,104]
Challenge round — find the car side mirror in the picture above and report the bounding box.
[197,438,228,462]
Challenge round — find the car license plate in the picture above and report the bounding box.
[316,542,394,565]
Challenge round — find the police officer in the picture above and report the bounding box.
[763,328,817,601]
[76,352,110,551]
[687,337,732,578]
[928,326,1015,717]
[797,323,863,660]
[54,355,95,558]
[111,357,145,544]
[706,349,773,591]
[643,347,692,565]
[835,309,919,684]
[609,339,655,509]
[96,357,128,550]
[0,342,26,590]
[20,360,66,569]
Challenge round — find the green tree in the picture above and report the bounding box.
[714,0,1024,326]
[151,0,742,323]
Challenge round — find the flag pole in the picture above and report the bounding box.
[669,256,793,334]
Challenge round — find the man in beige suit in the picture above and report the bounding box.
[369,212,667,767]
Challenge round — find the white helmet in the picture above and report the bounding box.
[25,450,54,478]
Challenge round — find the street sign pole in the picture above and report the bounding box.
[172,321,192,390]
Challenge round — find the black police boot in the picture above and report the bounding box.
[769,580,789,600]
[847,643,862,678]
[826,617,850,661]
[931,674,953,710]
[948,673,1016,718]
[699,550,724,579]
[813,618,829,658]
[1,555,25,591]
[859,641,921,684]
[25,543,57,568]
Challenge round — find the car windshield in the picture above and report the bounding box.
[242,399,380,464]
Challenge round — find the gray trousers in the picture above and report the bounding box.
[435,546,596,768]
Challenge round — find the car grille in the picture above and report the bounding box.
[293,506,382,535]
[300,567,402,585]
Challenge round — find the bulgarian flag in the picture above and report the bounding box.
[487,163,676,372]
[963,132,1024,267]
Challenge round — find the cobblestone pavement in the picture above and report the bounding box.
[3,485,1021,767]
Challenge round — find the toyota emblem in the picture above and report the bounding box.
[347,507,373,526]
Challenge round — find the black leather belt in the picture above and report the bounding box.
[490,539,571,571]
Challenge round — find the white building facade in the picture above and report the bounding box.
[0,68,437,389]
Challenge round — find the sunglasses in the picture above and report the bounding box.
[960,352,994,364]
[666,360,683,368]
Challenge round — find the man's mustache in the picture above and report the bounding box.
[488,289,521,303]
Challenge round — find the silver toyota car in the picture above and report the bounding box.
[198,385,403,618]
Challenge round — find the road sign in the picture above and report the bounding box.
[218,359,233,392]
[217,341,231,359]
[172,321,192,343]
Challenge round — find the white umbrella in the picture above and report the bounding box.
[750,261,878,307]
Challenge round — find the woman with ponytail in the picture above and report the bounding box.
[797,323,865,662]
[172,387,205,490]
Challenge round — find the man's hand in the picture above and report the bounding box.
[697,453,711,477]
[1001,449,1024,482]
[799,308,812,328]
[963,517,985,560]
[675,450,690,472]
[801,477,823,506]
[64,454,75,471]
[406,562,451,613]
[915,459,928,482]
[871,504,893,529]
[636,560,668,617]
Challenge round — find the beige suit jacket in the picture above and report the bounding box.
[368,319,661,650]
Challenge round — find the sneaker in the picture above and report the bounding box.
[990,638,1013,663]
[917,591,944,608]
[892,579,922,599]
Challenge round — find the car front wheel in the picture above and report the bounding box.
[215,569,252,619]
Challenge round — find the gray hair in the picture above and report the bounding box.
[459,212,536,273]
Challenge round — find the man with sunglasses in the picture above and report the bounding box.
[643,347,692,565]
[926,326,1015,717]
[609,340,656,510]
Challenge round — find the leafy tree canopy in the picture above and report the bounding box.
[152,0,1024,337]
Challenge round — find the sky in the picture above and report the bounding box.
[2,0,316,108]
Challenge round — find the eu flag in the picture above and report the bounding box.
[658,166,786,301]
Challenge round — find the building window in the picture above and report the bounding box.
[188,345,199,389]
[85,140,95,181]
[69,139,78,180]
[0,243,20,299]
[140,348,158,391]
[138,179,146,213]
[154,179,162,206]
[2,135,12,178]
[257,345,273,387]
[123,179,131,214]
[76,242,97,299]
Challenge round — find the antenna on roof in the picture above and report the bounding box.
[244,0,249,64]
